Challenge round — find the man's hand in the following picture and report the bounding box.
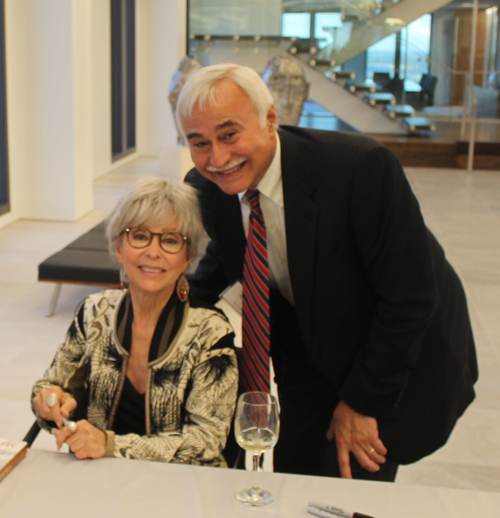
[326,400,387,478]
[53,420,107,460]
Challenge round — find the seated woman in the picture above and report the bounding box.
[31,177,238,465]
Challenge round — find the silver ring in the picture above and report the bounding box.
[47,393,59,408]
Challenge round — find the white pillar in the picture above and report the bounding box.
[137,0,193,181]
[4,0,94,223]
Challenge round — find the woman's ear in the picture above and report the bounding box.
[114,241,124,266]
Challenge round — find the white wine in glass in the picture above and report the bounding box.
[234,391,280,506]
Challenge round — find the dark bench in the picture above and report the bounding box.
[38,222,121,316]
[38,221,208,316]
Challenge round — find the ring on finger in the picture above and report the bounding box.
[62,417,78,432]
[367,447,375,455]
[47,393,59,408]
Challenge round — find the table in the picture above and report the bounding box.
[0,450,499,518]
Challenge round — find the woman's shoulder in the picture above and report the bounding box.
[185,297,234,337]
[79,289,124,318]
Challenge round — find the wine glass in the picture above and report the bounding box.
[234,391,280,506]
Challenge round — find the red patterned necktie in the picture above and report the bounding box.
[241,189,271,393]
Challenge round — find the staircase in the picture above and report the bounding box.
[188,0,451,135]
[288,51,435,135]
[305,0,453,67]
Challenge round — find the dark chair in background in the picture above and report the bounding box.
[388,77,404,103]
[373,72,391,92]
[418,74,438,107]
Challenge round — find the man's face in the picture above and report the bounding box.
[181,81,278,195]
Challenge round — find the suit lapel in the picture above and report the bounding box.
[279,129,319,344]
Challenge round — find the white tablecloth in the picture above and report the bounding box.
[0,450,499,518]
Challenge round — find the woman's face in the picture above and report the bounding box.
[115,219,191,300]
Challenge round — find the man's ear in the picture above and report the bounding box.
[267,105,278,132]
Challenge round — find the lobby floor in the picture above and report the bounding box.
[0,157,499,493]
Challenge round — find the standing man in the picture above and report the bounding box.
[177,64,477,481]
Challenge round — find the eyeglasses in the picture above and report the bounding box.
[124,228,189,254]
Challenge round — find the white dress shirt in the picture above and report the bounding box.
[239,134,294,305]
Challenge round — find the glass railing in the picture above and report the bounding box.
[188,0,417,67]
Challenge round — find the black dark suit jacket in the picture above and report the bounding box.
[185,126,478,464]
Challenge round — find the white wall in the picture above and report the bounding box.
[0,0,188,230]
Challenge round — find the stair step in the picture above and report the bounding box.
[309,59,337,68]
[329,71,357,81]
[349,81,377,93]
[364,92,396,106]
[384,105,416,118]
[402,117,436,133]
[287,37,327,58]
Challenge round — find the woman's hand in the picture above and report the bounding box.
[327,400,387,478]
[34,386,77,429]
[53,420,107,460]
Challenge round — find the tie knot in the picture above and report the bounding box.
[246,189,260,209]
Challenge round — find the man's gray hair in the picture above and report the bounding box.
[176,63,275,144]
[105,176,203,258]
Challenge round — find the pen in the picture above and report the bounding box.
[308,501,375,518]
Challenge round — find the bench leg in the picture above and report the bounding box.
[45,284,62,317]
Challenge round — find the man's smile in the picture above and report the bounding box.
[206,157,248,175]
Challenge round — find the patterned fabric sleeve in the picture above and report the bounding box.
[30,305,88,432]
[111,313,238,465]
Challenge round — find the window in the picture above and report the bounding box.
[366,34,397,80]
[0,0,9,216]
[365,14,431,82]
[401,14,431,82]
[314,12,342,50]
[111,0,136,161]
[282,13,311,39]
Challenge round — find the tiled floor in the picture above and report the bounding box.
[1,157,499,493]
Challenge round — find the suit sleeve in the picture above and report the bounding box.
[185,168,231,304]
[338,145,439,419]
[188,239,230,304]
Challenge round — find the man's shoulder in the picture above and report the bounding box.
[278,125,385,154]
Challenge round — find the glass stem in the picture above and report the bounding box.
[253,454,263,472]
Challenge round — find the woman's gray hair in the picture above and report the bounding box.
[176,63,275,145]
[105,176,203,258]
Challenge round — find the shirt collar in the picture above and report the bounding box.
[239,133,283,206]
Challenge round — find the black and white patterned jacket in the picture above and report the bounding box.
[31,289,238,466]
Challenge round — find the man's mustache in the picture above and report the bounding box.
[206,157,247,173]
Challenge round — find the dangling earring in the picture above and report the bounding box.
[176,274,189,302]
[120,267,127,291]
